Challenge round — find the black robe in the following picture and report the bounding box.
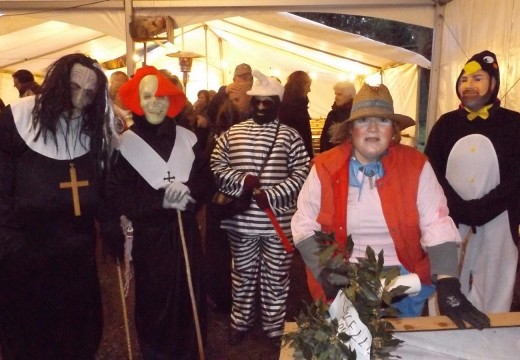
[0,98,103,360]
[278,96,314,159]
[319,101,353,153]
[101,115,208,360]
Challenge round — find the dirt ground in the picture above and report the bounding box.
[94,238,520,360]
[94,241,313,360]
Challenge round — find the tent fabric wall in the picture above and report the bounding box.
[7,1,520,135]
[435,0,520,122]
[146,18,421,120]
[0,9,428,127]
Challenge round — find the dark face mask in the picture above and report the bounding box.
[251,96,280,124]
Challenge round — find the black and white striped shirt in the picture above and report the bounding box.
[210,119,310,235]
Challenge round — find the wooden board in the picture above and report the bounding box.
[280,312,520,359]
[389,311,520,331]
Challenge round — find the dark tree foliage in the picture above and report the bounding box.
[293,12,433,147]
[293,12,432,60]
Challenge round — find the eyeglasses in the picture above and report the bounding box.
[254,99,274,108]
[353,118,393,128]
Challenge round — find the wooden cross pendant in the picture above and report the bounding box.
[60,163,89,216]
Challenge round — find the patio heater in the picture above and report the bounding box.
[166,51,204,91]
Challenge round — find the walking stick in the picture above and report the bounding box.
[116,259,133,360]
[118,216,134,360]
[176,210,205,360]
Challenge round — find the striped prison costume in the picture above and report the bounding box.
[210,119,310,338]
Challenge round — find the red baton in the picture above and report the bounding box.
[264,207,293,253]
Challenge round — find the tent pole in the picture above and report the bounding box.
[204,24,209,90]
[124,0,135,76]
[218,37,225,85]
[426,1,447,138]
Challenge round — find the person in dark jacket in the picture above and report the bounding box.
[278,70,314,159]
[206,63,253,132]
[319,80,356,153]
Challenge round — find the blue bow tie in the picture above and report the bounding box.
[349,157,384,199]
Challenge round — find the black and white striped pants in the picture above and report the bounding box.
[227,230,293,338]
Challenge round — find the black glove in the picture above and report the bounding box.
[319,268,350,300]
[253,190,270,210]
[243,175,260,192]
[436,277,490,330]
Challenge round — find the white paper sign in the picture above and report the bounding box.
[328,291,372,360]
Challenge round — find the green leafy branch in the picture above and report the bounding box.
[284,232,406,359]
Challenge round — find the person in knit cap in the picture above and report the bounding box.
[100,66,209,359]
[292,83,490,330]
[210,70,310,349]
[425,50,520,314]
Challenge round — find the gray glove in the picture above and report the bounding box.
[162,182,195,210]
[162,194,195,210]
[296,234,323,280]
[296,235,349,300]
[319,268,350,299]
[164,181,190,203]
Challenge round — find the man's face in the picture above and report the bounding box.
[230,91,251,114]
[251,96,279,124]
[334,90,350,106]
[457,69,496,111]
[234,72,254,90]
[70,63,98,117]
[139,75,170,125]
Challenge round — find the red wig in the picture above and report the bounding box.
[118,66,186,118]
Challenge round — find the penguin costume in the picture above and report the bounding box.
[425,50,520,313]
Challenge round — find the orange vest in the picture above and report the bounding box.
[306,143,432,300]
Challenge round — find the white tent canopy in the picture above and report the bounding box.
[0,6,430,129]
[1,0,518,138]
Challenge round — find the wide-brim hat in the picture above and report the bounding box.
[346,83,415,130]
